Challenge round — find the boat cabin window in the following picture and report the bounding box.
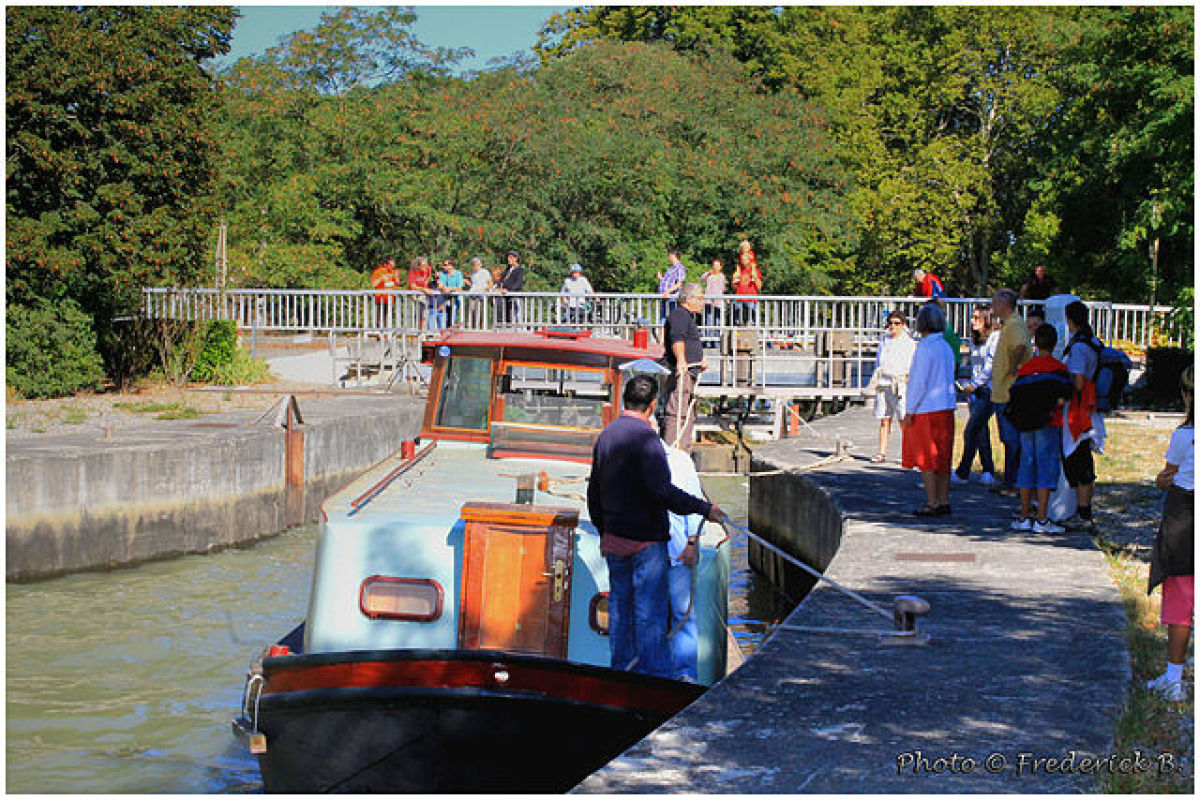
[499,364,611,430]
[435,356,492,431]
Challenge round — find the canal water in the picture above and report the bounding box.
[5,476,790,793]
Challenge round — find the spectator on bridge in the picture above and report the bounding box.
[1145,365,1194,703]
[497,250,525,327]
[1019,264,1059,302]
[902,302,956,517]
[435,258,464,328]
[911,268,946,299]
[702,258,726,342]
[952,303,999,486]
[407,256,435,330]
[465,256,492,327]
[657,249,688,321]
[988,288,1030,497]
[869,310,917,463]
[731,240,762,326]
[370,256,400,329]
[560,263,594,325]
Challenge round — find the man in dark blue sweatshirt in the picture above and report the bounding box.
[588,374,724,678]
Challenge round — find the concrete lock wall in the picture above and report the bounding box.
[747,456,845,602]
[5,397,425,581]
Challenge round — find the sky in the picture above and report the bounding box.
[216,4,570,73]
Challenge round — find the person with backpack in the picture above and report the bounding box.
[1005,324,1073,533]
[1059,300,1109,533]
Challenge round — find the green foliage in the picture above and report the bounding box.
[5,298,106,399]
[191,320,271,385]
[1169,287,1194,351]
[191,320,238,382]
[6,6,236,329]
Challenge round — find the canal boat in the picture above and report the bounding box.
[233,328,732,793]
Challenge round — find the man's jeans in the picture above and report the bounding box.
[606,542,671,679]
[955,387,995,478]
[992,401,1022,488]
[668,561,698,681]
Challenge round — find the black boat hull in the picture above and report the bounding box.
[239,648,704,793]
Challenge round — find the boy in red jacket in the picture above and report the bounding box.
[1007,324,1072,533]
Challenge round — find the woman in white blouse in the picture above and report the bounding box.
[901,303,957,517]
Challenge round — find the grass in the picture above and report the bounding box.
[113,400,205,420]
[59,407,88,425]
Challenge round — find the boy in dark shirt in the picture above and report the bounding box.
[1007,324,1072,533]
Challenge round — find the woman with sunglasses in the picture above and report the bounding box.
[952,304,1000,486]
[870,311,917,462]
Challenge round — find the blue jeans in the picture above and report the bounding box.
[955,387,995,478]
[1017,427,1062,490]
[606,542,671,678]
[992,401,1022,488]
[668,562,698,681]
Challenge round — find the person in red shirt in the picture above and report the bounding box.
[731,239,762,326]
[406,256,434,330]
[370,256,400,328]
[912,268,946,299]
[1006,323,1072,533]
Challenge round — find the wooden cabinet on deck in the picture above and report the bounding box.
[458,503,578,658]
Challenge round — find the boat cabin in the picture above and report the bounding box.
[420,328,662,461]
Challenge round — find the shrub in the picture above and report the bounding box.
[191,320,239,382]
[189,320,271,385]
[5,298,106,398]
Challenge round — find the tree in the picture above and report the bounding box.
[1033,7,1193,302]
[6,6,235,333]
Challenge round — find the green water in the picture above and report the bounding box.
[5,477,785,793]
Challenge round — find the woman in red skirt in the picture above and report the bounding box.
[902,302,957,516]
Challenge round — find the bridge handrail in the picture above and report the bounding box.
[140,287,1185,349]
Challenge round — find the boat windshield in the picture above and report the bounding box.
[435,356,493,431]
[499,364,610,430]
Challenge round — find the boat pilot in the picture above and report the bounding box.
[587,375,724,679]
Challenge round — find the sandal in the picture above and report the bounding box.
[934,504,952,516]
[870,452,886,463]
[913,505,939,517]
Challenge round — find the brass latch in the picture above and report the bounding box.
[551,559,566,602]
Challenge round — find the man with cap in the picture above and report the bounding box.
[560,263,594,326]
[498,250,525,326]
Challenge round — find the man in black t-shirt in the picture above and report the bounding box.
[660,283,706,451]
[1019,264,1058,302]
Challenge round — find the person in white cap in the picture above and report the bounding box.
[560,263,594,325]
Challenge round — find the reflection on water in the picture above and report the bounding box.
[5,477,788,793]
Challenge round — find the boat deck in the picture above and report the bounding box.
[330,441,594,523]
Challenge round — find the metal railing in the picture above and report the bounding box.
[143,287,1184,350]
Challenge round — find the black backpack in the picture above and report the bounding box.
[1067,336,1132,412]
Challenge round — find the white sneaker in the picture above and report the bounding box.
[950,473,969,486]
[1145,672,1187,702]
[1010,517,1033,532]
[977,473,998,487]
[1033,519,1065,533]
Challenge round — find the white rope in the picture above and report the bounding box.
[718,517,893,623]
